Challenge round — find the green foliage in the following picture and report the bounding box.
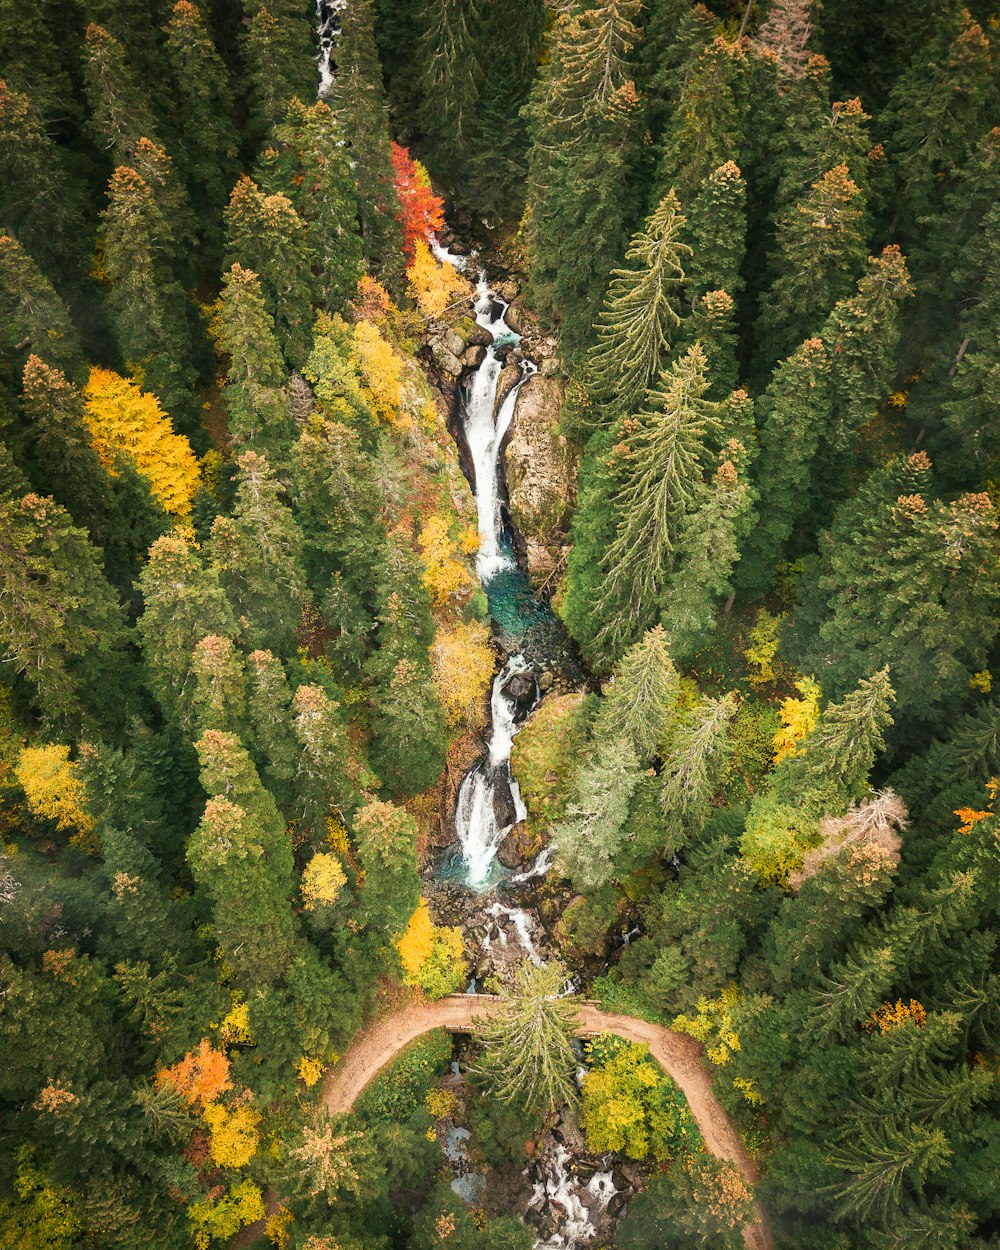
[354,1029,452,1124]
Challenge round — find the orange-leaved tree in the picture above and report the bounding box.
[82,367,200,519]
[391,142,444,261]
[156,1039,232,1106]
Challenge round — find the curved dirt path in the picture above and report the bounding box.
[321,994,773,1250]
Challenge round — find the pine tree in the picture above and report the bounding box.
[790,463,1000,733]
[588,191,691,415]
[292,682,356,837]
[828,1120,951,1223]
[753,0,818,87]
[523,0,643,357]
[0,81,88,284]
[137,534,236,730]
[102,165,199,428]
[246,648,299,809]
[553,736,642,891]
[82,24,162,162]
[224,175,317,369]
[81,0,168,83]
[659,693,736,849]
[472,962,580,1115]
[258,100,365,311]
[681,160,747,309]
[0,234,86,386]
[759,162,868,365]
[736,337,831,594]
[0,492,132,735]
[163,1,238,240]
[0,0,76,126]
[573,346,725,662]
[805,942,897,1044]
[241,0,318,143]
[207,450,310,657]
[333,0,407,292]
[351,798,421,936]
[594,626,680,761]
[417,0,483,176]
[190,728,298,986]
[191,634,248,739]
[214,264,294,456]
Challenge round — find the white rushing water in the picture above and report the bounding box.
[529,1144,616,1250]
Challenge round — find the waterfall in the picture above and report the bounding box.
[315,0,345,98]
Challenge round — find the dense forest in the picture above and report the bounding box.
[1,1,999,1249]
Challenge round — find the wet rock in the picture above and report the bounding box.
[496,820,535,869]
[461,345,487,368]
[538,670,554,691]
[494,362,522,419]
[607,1193,628,1220]
[506,374,578,587]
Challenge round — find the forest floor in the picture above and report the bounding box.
[320,994,773,1250]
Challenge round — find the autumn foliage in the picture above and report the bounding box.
[390,142,444,260]
[157,1040,232,1106]
[431,620,495,730]
[82,367,200,518]
[15,745,93,839]
[396,898,467,999]
[407,240,468,318]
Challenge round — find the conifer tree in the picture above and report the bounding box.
[102,165,199,427]
[752,0,818,87]
[258,100,365,311]
[333,0,407,292]
[659,693,736,849]
[588,191,690,415]
[207,451,310,657]
[246,649,299,809]
[224,175,317,368]
[351,798,421,936]
[163,1,238,238]
[82,24,162,162]
[681,160,747,310]
[417,0,483,184]
[594,626,679,761]
[523,0,643,356]
[241,0,318,142]
[292,683,355,837]
[0,492,132,734]
[215,264,294,456]
[191,635,249,739]
[0,0,76,126]
[81,0,168,82]
[759,162,868,365]
[137,535,236,730]
[0,81,88,283]
[0,235,86,386]
[736,337,832,594]
[190,729,298,986]
[473,962,580,1115]
[554,736,642,891]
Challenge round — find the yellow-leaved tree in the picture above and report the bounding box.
[301,851,347,910]
[352,321,404,425]
[203,1100,262,1169]
[82,367,200,519]
[407,240,469,318]
[772,676,821,763]
[15,745,94,841]
[419,513,476,607]
[431,621,495,730]
[396,899,467,999]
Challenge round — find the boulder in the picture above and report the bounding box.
[461,345,487,369]
[505,374,577,586]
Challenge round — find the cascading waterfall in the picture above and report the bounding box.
[315,0,344,98]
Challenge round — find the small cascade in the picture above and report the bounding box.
[527,1143,618,1250]
[315,0,345,98]
[455,655,537,888]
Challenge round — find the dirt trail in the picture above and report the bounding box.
[321,993,773,1250]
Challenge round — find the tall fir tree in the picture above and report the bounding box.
[588,190,690,416]
[333,0,407,292]
[0,234,86,387]
[241,0,319,143]
[0,0,76,126]
[522,0,643,358]
[82,24,162,163]
[417,0,483,186]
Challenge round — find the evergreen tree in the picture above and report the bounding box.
[417,0,483,184]
[224,175,317,368]
[207,450,310,657]
[241,0,318,142]
[333,0,407,291]
[0,80,88,283]
[588,191,690,415]
[0,0,76,126]
[681,160,747,310]
[82,23,162,163]
[136,534,236,730]
[473,962,580,1115]
[20,355,167,596]
[594,626,679,761]
[292,682,356,838]
[258,99,365,311]
[553,736,642,891]
[351,798,421,936]
[659,693,736,851]
[737,336,832,594]
[214,264,294,456]
[81,0,168,83]
[163,0,238,240]
[191,634,249,739]
[523,0,643,357]
[102,165,199,428]
[790,460,1000,733]
[0,234,86,386]
[190,728,298,986]
[759,162,869,365]
[0,491,132,734]
[246,648,299,808]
